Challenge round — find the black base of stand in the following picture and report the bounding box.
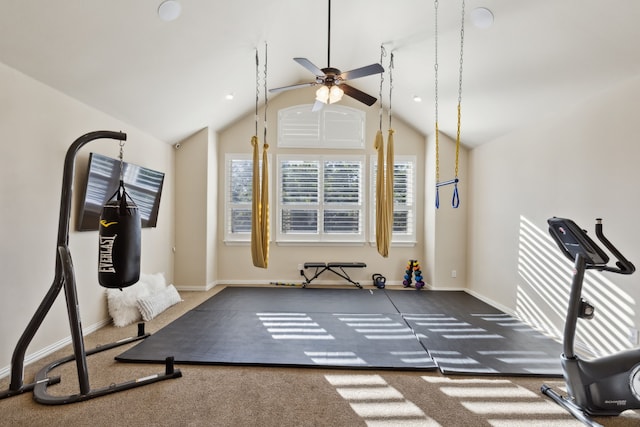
[33,324,182,405]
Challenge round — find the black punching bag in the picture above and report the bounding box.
[98,181,141,289]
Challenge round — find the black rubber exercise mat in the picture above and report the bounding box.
[388,290,563,376]
[193,286,400,314]
[117,287,562,376]
[117,287,437,370]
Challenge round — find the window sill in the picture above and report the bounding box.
[368,241,417,248]
[224,240,416,247]
[276,240,367,247]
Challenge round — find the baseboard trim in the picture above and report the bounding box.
[464,288,516,317]
[0,318,111,380]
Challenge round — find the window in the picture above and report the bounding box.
[224,154,270,242]
[278,104,365,149]
[224,153,415,245]
[370,155,416,244]
[277,155,365,243]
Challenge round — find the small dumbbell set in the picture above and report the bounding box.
[403,259,425,290]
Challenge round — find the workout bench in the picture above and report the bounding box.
[301,262,367,288]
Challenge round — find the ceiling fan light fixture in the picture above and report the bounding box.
[329,86,344,104]
[315,85,330,103]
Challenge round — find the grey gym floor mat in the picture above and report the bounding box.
[193,286,400,314]
[117,287,562,376]
[117,287,437,370]
[388,290,563,376]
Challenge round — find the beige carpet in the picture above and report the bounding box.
[1,285,639,427]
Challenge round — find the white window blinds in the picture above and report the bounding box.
[278,155,365,242]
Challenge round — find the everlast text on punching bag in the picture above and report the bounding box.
[98,180,141,289]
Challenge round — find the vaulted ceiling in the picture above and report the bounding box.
[1,1,638,148]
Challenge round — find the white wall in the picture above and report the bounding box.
[467,75,640,353]
[0,62,174,374]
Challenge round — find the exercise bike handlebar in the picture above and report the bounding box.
[594,218,635,275]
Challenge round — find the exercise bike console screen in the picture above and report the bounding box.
[548,217,609,266]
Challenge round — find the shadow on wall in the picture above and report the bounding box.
[516,215,637,356]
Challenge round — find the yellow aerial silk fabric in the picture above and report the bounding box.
[373,131,386,257]
[251,136,269,268]
[374,129,395,258]
[386,128,394,246]
[260,141,269,265]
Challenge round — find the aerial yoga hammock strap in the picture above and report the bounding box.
[386,52,395,250]
[434,0,464,209]
[375,45,394,258]
[251,45,270,268]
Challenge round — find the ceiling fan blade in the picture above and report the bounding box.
[294,58,326,76]
[339,63,384,81]
[269,82,315,93]
[311,100,325,112]
[340,84,378,106]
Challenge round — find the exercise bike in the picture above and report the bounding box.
[541,217,640,426]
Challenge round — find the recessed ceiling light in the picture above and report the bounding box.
[413,95,422,103]
[471,7,494,29]
[158,0,182,22]
[225,93,235,101]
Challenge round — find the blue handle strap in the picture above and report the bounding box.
[452,182,460,208]
[436,178,460,209]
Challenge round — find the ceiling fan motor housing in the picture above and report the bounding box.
[321,67,342,86]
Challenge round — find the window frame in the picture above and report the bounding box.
[277,104,365,149]
[369,154,417,246]
[224,153,271,243]
[276,154,366,244]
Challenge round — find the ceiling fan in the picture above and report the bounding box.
[269,0,384,111]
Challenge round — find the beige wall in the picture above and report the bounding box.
[0,62,175,373]
[467,75,640,353]
[425,131,468,290]
[174,127,219,290]
[216,88,430,287]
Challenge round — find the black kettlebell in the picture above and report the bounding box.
[372,274,386,289]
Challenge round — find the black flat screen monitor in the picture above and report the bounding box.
[77,152,165,231]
